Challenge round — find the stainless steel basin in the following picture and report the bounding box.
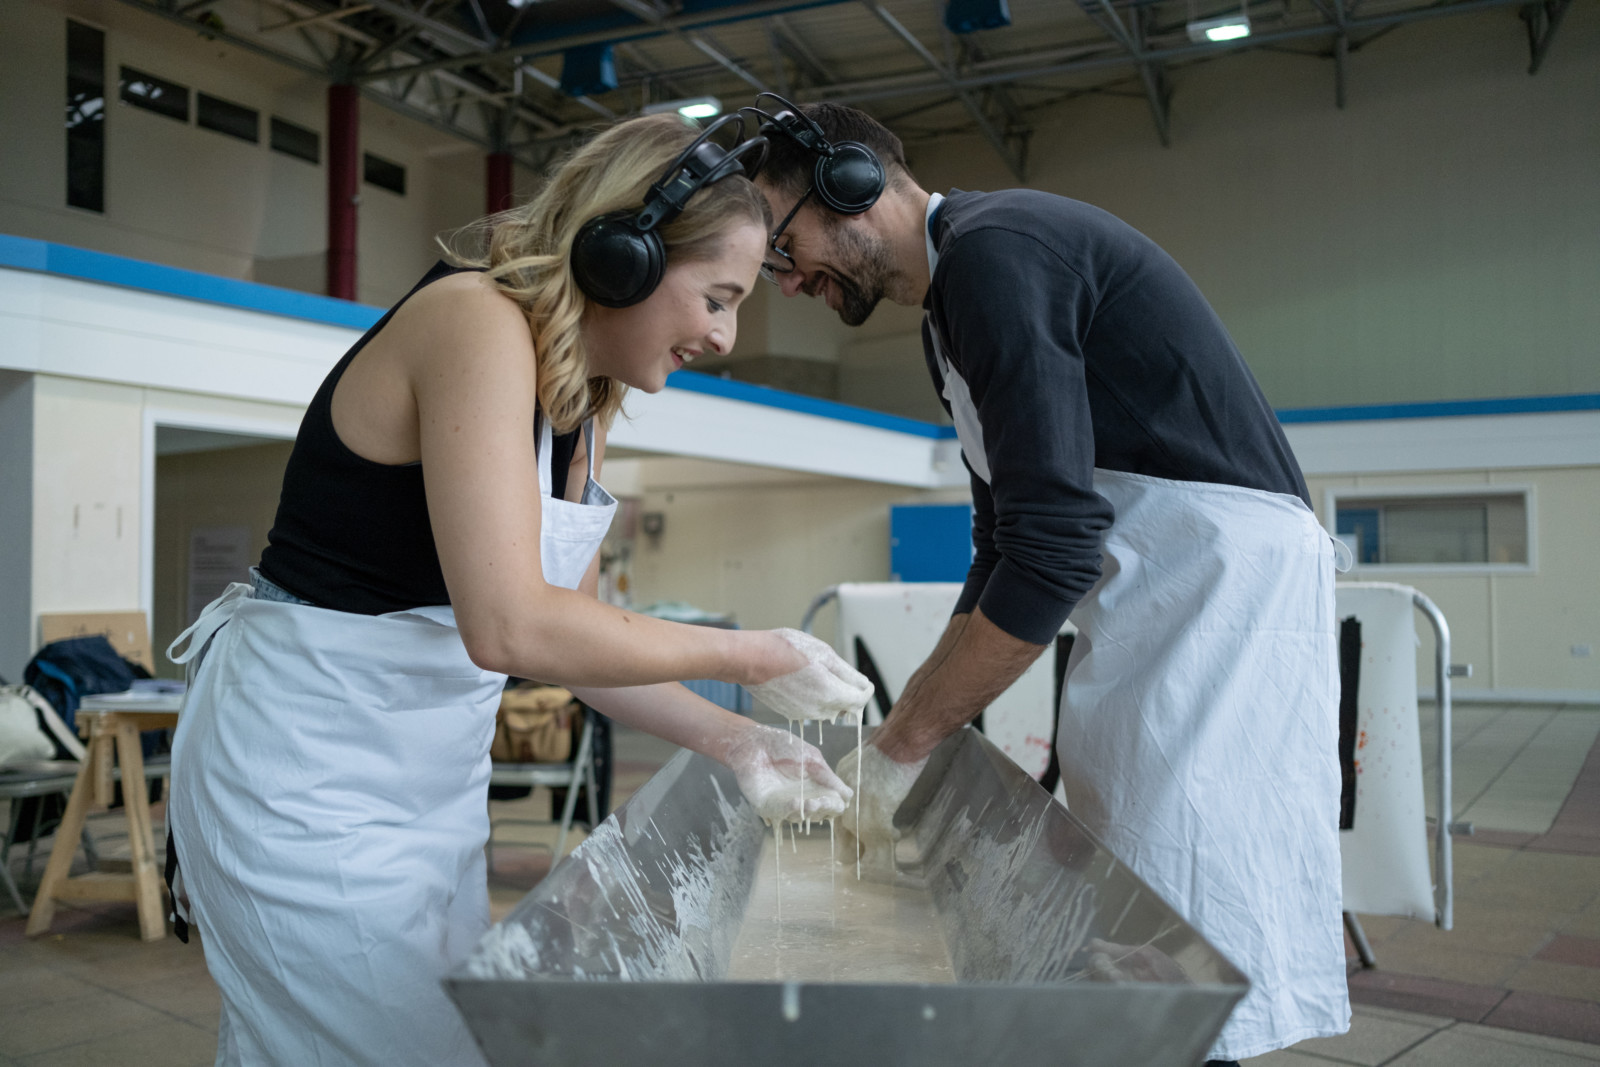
[447,725,1248,1066]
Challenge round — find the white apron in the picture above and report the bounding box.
[932,343,1349,1060]
[168,418,615,1067]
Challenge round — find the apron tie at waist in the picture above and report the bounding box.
[168,582,254,665]
[165,580,253,944]
[1330,536,1354,573]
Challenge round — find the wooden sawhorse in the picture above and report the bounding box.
[25,706,179,942]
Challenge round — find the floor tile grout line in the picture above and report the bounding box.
[1420,703,1501,777]
[1377,1018,1459,1066]
[1544,730,1600,837]
[1498,729,1600,862]
[1455,709,1562,826]
[1,1015,214,1062]
[16,944,219,1034]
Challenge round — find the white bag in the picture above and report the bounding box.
[0,685,58,766]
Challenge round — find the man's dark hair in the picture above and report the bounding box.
[758,103,911,203]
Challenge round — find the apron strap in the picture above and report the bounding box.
[167,581,254,665]
[164,580,255,944]
[582,418,598,484]
[165,826,191,943]
[534,413,554,498]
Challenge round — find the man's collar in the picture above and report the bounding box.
[924,191,947,279]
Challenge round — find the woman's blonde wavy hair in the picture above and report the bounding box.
[443,115,772,434]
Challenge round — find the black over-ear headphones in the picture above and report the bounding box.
[571,114,770,308]
[741,93,886,215]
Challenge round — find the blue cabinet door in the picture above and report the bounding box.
[890,503,974,582]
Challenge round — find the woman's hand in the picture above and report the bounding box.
[745,629,873,724]
[722,722,853,824]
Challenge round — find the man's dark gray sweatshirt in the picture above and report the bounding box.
[922,188,1309,645]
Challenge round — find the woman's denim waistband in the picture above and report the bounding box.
[250,567,314,606]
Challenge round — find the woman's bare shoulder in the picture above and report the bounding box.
[404,270,527,332]
[386,269,535,375]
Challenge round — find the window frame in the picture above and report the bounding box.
[269,116,320,164]
[65,18,107,214]
[197,92,260,144]
[118,65,190,123]
[1324,484,1538,576]
[362,152,406,196]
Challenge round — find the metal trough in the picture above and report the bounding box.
[447,726,1248,1067]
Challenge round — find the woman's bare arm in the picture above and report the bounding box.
[399,276,799,687]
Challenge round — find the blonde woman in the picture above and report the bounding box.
[166,115,869,1066]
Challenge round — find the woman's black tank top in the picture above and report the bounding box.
[259,261,579,614]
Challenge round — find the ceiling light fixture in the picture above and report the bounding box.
[641,96,722,120]
[1186,12,1251,42]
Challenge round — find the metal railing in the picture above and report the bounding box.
[1412,591,1455,931]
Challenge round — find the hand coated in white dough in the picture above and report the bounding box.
[724,722,853,824]
[836,741,927,876]
[746,629,873,724]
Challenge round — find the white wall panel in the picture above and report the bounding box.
[31,377,144,617]
[613,384,966,488]
[1284,410,1600,476]
[0,267,357,405]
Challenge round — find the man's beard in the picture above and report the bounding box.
[805,220,896,326]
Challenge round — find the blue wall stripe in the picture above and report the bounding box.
[665,370,958,438]
[1277,394,1600,423]
[5,234,1596,437]
[0,233,384,330]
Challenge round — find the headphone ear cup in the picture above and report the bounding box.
[570,211,666,308]
[813,142,886,215]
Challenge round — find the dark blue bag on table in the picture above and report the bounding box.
[15,635,164,844]
[24,635,136,749]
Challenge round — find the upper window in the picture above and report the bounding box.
[270,117,320,164]
[120,66,189,122]
[66,20,105,213]
[198,93,259,143]
[1332,490,1531,570]
[363,153,406,196]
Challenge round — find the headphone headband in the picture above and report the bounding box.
[743,93,834,156]
[637,121,768,230]
[738,93,886,216]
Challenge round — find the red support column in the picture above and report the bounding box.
[486,152,513,214]
[326,83,359,301]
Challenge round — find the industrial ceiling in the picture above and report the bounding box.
[118,0,1578,177]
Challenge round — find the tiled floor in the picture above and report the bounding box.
[1421,703,1600,839]
[3,706,1597,1066]
[1243,703,1600,1065]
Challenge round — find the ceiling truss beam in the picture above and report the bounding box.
[811,0,1540,107]
[113,0,1561,175]
[1521,0,1574,74]
[598,0,770,93]
[863,2,1026,179]
[358,0,615,117]
[769,14,834,87]
[352,0,856,82]
[1080,0,1171,145]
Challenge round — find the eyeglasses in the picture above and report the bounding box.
[760,184,815,283]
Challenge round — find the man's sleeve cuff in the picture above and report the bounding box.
[952,570,987,618]
[975,559,1080,645]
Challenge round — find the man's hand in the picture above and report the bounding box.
[836,741,928,875]
[871,607,1049,764]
